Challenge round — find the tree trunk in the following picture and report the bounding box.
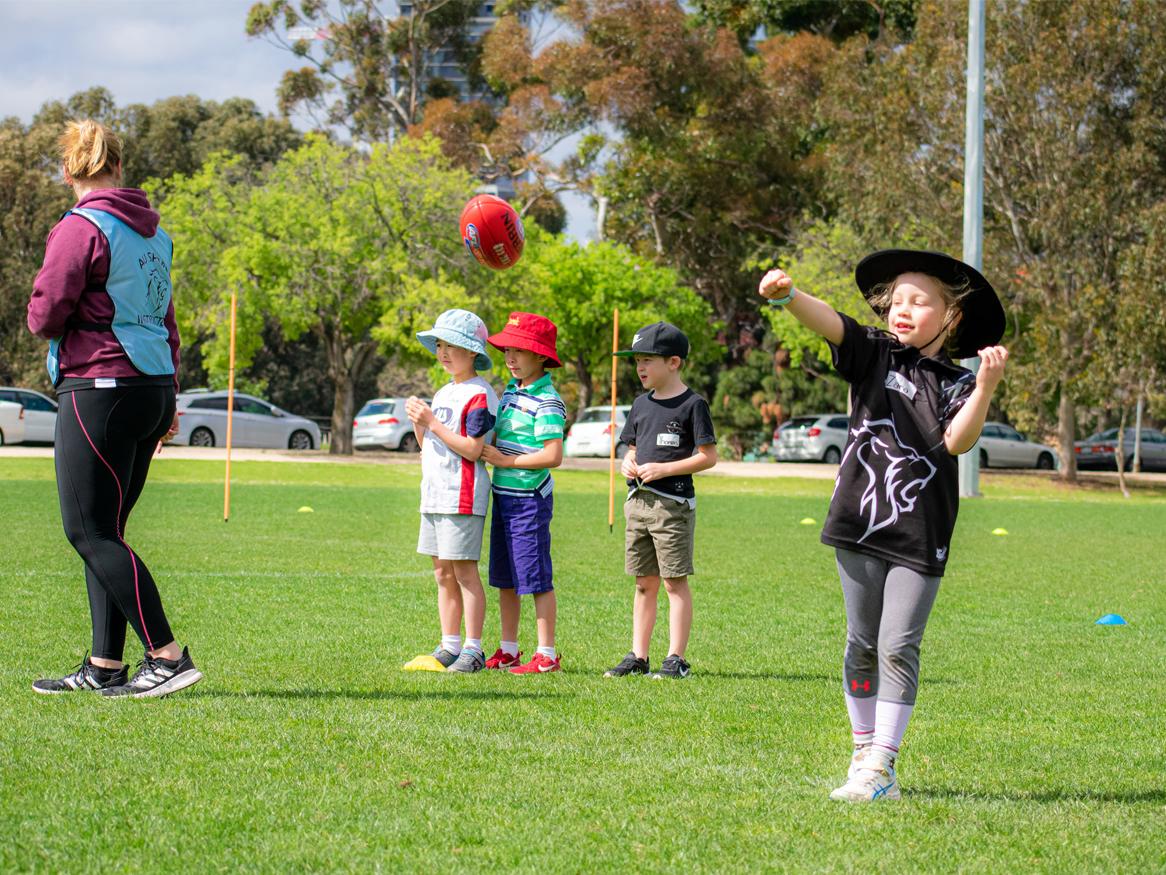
[330,375,355,455]
[1115,405,1129,498]
[1057,390,1077,483]
[574,355,593,423]
[1133,388,1144,474]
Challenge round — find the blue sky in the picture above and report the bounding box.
[3,0,594,238]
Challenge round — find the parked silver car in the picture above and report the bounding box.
[772,414,850,463]
[565,405,632,458]
[353,397,422,452]
[0,400,26,446]
[978,422,1058,469]
[172,390,321,450]
[1075,427,1166,471]
[0,387,58,443]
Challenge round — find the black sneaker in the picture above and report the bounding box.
[604,652,650,678]
[652,654,691,679]
[102,647,203,699]
[32,654,128,694]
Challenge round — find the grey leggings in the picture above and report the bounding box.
[836,548,940,705]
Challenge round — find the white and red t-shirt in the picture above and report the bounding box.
[419,376,498,516]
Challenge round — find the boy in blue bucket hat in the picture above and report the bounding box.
[403,309,499,673]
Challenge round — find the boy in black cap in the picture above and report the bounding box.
[759,250,1008,803]
[603,321,717,680]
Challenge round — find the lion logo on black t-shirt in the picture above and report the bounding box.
[839,418,937,544]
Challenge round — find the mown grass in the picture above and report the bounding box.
[1,457,1163,873]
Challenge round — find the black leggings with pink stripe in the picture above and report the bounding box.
[55,384,176,660]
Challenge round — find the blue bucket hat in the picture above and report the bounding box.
[416,308,492,371]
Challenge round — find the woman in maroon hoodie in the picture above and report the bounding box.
[28,120,201,698]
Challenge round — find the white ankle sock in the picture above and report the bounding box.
[501,640,519,657]
[537,645,556,659]
[872,700,914,758]
[845,692,877,745]
[441,635,462,656]
[464,638,482,653]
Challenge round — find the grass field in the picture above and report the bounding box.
[2,456,1164,873]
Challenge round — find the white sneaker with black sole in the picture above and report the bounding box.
[102,647,203,699]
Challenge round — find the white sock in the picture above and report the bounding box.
[441,635,462,656]
[845,693,877,746]
[501,640,519,657]
[537,645,556,659]
[872,699,914,760]
[464,638,482,653]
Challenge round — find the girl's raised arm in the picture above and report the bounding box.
[759,269,844,346]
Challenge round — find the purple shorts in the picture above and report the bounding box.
[489,490,554,595]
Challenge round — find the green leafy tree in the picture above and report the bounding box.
[155,134,479,453]
[500,232,718,420]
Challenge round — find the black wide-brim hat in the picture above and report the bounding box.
[854,249,1006,359]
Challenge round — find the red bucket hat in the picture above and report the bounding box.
[487,311,561,367]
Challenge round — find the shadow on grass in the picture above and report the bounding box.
[187,688,568,702]
[911,787,1166,804]
[695,671,958,685]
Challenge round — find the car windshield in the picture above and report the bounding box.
[358,401,395,417]
[786,417,820,431]
[577,409,613,424]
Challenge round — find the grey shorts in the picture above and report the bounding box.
[624,491,696,578]
[417,512,486,561]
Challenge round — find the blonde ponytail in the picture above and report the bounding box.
[59,119,123,181]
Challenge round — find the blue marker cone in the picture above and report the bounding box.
[1095,614,1128,626]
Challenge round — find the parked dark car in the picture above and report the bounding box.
[1074,428,1166,471]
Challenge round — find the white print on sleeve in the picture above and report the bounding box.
[837,418,938,544]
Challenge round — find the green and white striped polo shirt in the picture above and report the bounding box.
[492,373,566,496]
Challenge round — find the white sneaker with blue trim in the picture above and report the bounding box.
[830,751,900,802]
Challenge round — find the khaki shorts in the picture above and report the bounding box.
[624,491,696,578]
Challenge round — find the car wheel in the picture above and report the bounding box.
[398,433,419,453]
[979,448,989,468]
[190,427,215,448]
[1036,452,1054,470]
[823,446,842,464]
[288,430,313,450]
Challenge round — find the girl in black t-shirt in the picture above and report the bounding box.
[759,249,1008,803]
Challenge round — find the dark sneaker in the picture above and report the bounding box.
[651,654,691,679]
[604,652,650,678]
[32,654,128,694]
[102,647,203,699]
[447,648,486,673]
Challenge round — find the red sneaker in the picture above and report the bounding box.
[509,652,561,674]
[485,648,522,670]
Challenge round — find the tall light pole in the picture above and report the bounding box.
[959,0,986,498]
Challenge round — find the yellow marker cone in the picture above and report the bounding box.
[298,506,314,513]
[800,518,817,525]
[992,527,1009,536]
[402,654,447,672]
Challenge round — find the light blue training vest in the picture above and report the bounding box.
[47,207,175,385]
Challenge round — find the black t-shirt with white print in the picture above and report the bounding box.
[821,313,977,577]
[621,388,717,501]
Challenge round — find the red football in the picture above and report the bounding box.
[459,194,525,270]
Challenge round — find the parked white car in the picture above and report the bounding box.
[978,421,1058,469]
[353,397,423,452]
[565,405,632,458]
[0,387,57,443]
[773,414,850,463]
[172,390,321,450]
[0,400,27,446]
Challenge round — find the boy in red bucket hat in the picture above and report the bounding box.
[480,312,566,673]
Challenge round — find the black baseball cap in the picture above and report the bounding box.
[615,321,690,359]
